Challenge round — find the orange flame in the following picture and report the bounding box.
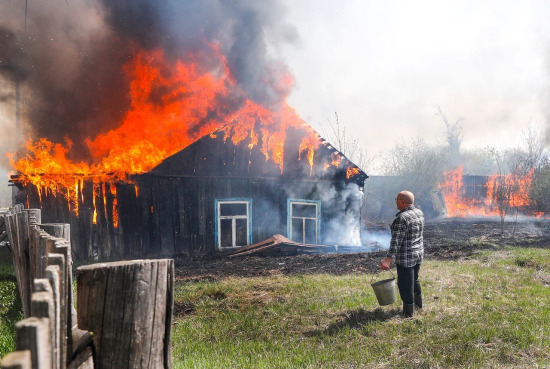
[102,183,108,222]
[110,183,119,228]
[92,183,98,225]
[10,47,321,189]
[73,179,79,217]
[324,153,343,171]
[439,166,535,217]
[299,133,318,176]
[9,138,91,196]
[346,166,360,179]
[8,45,364,225]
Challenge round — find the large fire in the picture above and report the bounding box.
[9,45,359,218]
[438,166,536,217]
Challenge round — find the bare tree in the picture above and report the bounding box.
[529,161,550,213]
[435,105,464,168]
[320,112,374,173]
[383,138,448,199]
[515,124,550,213]
[517,123,548,172]
[461,148,498,175]
[486,147,515,230]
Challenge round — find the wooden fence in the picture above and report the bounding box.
[0,205,174,369]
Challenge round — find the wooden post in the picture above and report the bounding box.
[28,227,38,290]
[15,317,52,369]
[38,224,70,242]
[51,239,75,362]
[36,230,50,280]
[5,212,31,317]
[0,214,6,244]
[24,209,42,227]
[0,350,32,369]
[24,210,41,280]
[44,266,61,369]
[15,207,27,283]
[31,280,56,369]
[46,254,67,368]
[77,259,174,369]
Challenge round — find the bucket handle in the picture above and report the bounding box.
[371,269,395,284]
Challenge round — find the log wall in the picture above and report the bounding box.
[18,175,363,261]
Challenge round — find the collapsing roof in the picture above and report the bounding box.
[149,123,368,186]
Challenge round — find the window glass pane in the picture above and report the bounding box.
[220,202,247,216]
[292,203,317,218]
[220,219,233,247]
[235,218,248,246]
[291,218,304,243]
[304,219,317,244]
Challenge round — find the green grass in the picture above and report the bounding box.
[1,246,549,367]
[172,247,550,368]
[0,247,22,358]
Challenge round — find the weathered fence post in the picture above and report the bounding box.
[4,207,31,317]
[24,209,42,228]
[0,350,32,369]
[31,280,56,369]
[15,317,51,369]
[44,267,61,369]
[38,224,70,242]
[3,206,96,369]
[45,255,67,368]
[77,259,174,369]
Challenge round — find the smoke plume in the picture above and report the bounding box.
[0,0,298,164]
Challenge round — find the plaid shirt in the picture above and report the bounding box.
[387,205,424,267]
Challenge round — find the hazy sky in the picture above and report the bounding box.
[1,0,550,181]
[279,0,550,170]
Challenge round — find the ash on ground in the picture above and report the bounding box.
[174,218,550,281]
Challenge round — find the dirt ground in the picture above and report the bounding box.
[174,217,550,281]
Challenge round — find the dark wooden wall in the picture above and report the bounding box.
[462,175,490,199]
[19,175,363,261]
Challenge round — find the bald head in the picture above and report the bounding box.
[399,191,414,204]
[396,191,414,210]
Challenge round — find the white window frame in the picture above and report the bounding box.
[288,199,320,244]
[216,199,251,249]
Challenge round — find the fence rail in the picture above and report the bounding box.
[1,205,173,369]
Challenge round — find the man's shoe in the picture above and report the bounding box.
[403,304,414,318]
[414,295,423,311]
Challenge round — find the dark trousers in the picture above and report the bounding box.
[396,263,422,305]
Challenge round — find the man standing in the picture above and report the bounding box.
[381,190,424,317]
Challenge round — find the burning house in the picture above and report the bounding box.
[2,1,370,261]
[12,124,367,261]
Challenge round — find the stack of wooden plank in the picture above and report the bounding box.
[229,234,376,257]
[228,234,333,257]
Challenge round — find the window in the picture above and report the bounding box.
[216,199,251,249]
[288,199,320,244]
